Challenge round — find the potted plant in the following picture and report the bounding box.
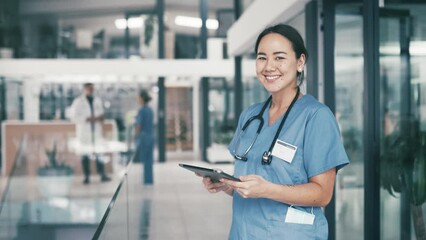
[381,119,426,239]
[37,142,74,198]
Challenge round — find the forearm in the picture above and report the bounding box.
[134,125,141,138]
[96,114,105,122]
[263,182,332,207]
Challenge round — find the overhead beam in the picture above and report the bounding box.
[227,0,309,56]
[0,59,256,78]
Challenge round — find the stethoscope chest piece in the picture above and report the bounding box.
[262,151,272,165]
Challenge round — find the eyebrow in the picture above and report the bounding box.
[257,51,287,56]
[273,51,287,55]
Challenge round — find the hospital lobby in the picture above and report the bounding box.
[0,0,425,239]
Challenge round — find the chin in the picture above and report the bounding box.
[262,84,283,93]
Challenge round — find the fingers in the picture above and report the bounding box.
[239,175,261,182]
[202,177,228,193]
[234,188,249,198]
[220,178,243,188]
[220,175,266,198]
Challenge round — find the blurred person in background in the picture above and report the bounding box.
[134,89,154,184]
[70,83,111,184]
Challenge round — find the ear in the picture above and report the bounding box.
[297,54,306,72]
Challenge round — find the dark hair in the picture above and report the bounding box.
[139,89,152,103]
[83,82,93,88]
[254,24,308,62]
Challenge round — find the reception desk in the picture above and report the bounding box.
[1,120,122,176]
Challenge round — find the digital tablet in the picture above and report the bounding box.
[179,163,241,183]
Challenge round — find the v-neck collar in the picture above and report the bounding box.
[264,94,306,127]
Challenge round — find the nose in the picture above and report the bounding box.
[265,59,276,71]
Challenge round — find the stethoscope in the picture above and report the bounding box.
[233,87,300,165]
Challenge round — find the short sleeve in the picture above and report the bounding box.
[303,107,349,178]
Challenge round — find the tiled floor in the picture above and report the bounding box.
[98,160,234,240]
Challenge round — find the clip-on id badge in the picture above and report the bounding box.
[271,139,297,163]
[285,205,315,225]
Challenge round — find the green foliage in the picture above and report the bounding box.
[214,131,234,145]
[342,128,363,163]
[45,142,58,167]
[38,142,73,176]
[144,15,155,47]
[381,120,426,206]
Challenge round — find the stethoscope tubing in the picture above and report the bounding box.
[233,87,300,165]
[233,96,271,161]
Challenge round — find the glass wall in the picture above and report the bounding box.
[206,77,235,162]
[333,1,426,239]
[379,3,426,240]
[334,5,364,239]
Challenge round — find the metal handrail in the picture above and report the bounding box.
[92,149,136,240]
[92,127,138,240]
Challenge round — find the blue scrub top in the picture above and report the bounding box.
[135,106,154,145]
[227,94,349,240]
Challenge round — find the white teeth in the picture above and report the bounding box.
[265,75,280,81]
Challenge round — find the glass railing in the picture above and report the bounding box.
[0,135,27,239]
[92,155,142,240]
[0,129,130,240]
[91,144,236,240]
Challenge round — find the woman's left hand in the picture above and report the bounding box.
[221,175,270,198]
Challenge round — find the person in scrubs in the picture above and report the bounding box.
[134,89,154,184]
[200,24,349,239]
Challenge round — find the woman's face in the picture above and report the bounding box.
[256,33,305,95]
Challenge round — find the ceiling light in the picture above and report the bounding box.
[114,17,144,30]
[174,16,219,30]
[114,19,127,29]
[206,19,219,30]
[128,17,144,29]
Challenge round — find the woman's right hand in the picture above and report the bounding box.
[196,173,233,195]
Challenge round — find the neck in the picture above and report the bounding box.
[270,87,299,110]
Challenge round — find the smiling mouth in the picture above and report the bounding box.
[264,75,281,81]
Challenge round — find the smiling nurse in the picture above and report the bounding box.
[200,24,349,239]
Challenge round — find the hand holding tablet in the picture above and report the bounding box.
[179,163,241,183]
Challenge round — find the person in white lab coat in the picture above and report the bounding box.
[70,83,111,184]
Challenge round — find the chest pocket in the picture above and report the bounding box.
[259,146,305,185]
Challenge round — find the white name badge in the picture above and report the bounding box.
[285,206,315,225]
[271,139,297,163]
